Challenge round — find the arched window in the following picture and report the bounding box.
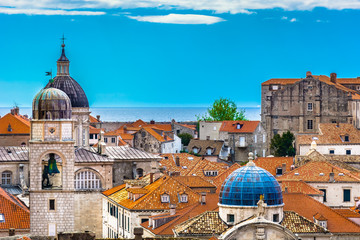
[136,168,144,178]
[74,170,102,190]
[2,171,12,185]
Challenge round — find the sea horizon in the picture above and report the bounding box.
[0,106,261,122]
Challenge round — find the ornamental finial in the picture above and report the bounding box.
[246,152,255,166]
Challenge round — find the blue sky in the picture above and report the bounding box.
[1,1,360,107]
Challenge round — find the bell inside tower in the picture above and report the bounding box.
[42,153,62,189]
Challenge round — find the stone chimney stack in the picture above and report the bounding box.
[306,71,312,77]
[96,115,101,121]
[282,163,286,174]
[134,227,143,240]
[170,204,176,215]
[10,107,19,115]
[175,156,180,167]
[330,73,337,83]
[150,120,155,124]
[329,172,335,182]
[150,173,154,184]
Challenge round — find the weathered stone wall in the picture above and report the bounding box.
[29,141,75,236]
[0,135,29,147]
[133,129,161,154]
[261,76,352,149]
[74,191,103,237]
[0,162,29,187]
[172,123,197,138]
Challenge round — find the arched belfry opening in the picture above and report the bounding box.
[42,153,63,190]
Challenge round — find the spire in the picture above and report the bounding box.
[56,35,70,76]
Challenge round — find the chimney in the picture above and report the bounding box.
[150,120,155,124]
[329,172,335,182]
[150,173,154,184]
[330,73,337,83]
[201,192,206,205]
[282,163,286,174]
[290,165,295,170]
[284,187,288,193]
[133,227,143,240]
[96,115,101,121]
[175,156,180,167]
[306,71,312,77]
[170,204,176,215]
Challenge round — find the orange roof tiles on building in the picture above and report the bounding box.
[297,123,360,145]
[212,163,241,190]
[0,187,29,230]
[219,121,259,133]
[107,176,200,210]
[119,133,134,140]
[186,159,228,182]
[102,184,126,196]
[279,180,322,195]
[333,208,360,218]
[277,161,360,182]
[131,119,146,128]
[141,193,220,236]
[172,176,216,189]
[160,153,202,175]
[89,115,100,123]
[179,124,196,130]
[283,193,360,233]
[146,124,172,132]
[141,127,173,142]
[118,138,128,146]
[0,113,30,135]
[89,126,102,134]
[253,157,294,176]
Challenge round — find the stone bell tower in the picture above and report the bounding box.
[29,87,75,236]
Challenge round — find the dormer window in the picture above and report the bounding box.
[179,193,188,203]
[319,220,327,228]
[7,124,12,132]
[236,123,241,129]
[206,148,212,155]
[161,194,170,203]
[271,85,279,90]
[344,135,349,142]
[193,147,198,154]
[204,170,218,176]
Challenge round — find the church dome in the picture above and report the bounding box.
[32,88,72,120]
[45,76,89,108]
[219,163,283,207]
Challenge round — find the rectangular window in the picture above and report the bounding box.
[307,120,313,130]
[263,149,266,157]
[263,135,266,143]
[213,126,217,131]
[320,189,327,202]
[227,214,235,223]
[307,103,313,111]
[273,214,279,222]
[0,214,5,223]
[104,138,108,143]
[111,137,116,143]
[49,199,55,211]
[276,168,283,175]
[254,135,257,143]
[239,137,245,147]
[344,189,351,202]
[141,218,148,224]
[346,149,352,155]
[272,85,279,90]
[90,134,94,139]
[344,135,349,142]
[207,149,212,155]
[329,149,335,154]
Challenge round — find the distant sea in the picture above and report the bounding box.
[0,107,261,122]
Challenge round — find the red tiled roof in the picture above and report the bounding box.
[253,157,294,176]
[118,138,128,146]
[142,127,173,142]
[283,193,360,233]
[131,119,146,128]
[186,159,228,182]
[172,176,216,188]
[0,187,29,230]
[297,123,360,145]
[277,161,360,182]
[146,124,172,132]
[102,184,125,196]
[160,153,202,175]
[0,113,30,135]
[333,208,360,218]
[279,180,322,195]
[89,115,100,123]
[120,133,134,140]
[219,121,259,133]
[212,163,241,191]
[89,126,102,134]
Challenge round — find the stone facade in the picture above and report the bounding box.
[199,121,223,140]
[261,73,356,149]
[73,107,90,148]
[0,135,29,147]
[171,120,197,138]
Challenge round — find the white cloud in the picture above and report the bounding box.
[281,16,288,20]
[128,13,225,24]
[2,0,360,16]
[0,7,105,15]
[290,18,297,22]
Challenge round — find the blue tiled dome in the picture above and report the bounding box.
[219,165,283,206]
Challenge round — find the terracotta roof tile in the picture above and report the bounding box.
[281,211,329,234]
[89,126,102,134]
[212,163,241,191]
[188,140,225,156]
[279,180,322,195]
[283,193,360,233]
[333,208,360,218]
[131,119,146,128]
[142,127,173,143]
[297,123,360,145]
[146,124,172,132]
[186,159,228,182]
[120,133,134,140]
[253,157,294,176]
[277,160,360,182]
[160,153,202,175]
[0,187,29,230]
[0,113,30,135]
[219,121,259,133]
[103,184,126,196]
[89,115,100,123]
[172,176,216,189]
[173,211,228,236]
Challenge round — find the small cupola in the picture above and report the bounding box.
[56,36,70,76]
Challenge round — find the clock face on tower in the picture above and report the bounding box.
[49,127,56,135]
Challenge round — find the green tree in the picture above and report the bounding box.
[270,131,296,157]
[197,97,247,121]
[178,133,193,146]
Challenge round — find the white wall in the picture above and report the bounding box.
[161,137,181,154]
[199,121,222,140]
[300,144,360,156]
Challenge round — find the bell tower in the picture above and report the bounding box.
[29,87,75,236]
